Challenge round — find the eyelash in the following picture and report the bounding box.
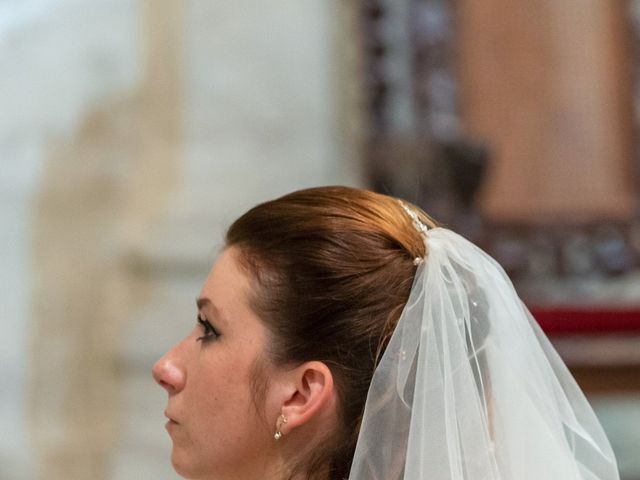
[196,315,220,343]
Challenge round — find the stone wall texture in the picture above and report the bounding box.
[0,1,362,479]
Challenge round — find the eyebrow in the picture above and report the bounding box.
[196,297,226,323]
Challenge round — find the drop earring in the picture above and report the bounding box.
[274,414,288,441]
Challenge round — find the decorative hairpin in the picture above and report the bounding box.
[398,200,430,237]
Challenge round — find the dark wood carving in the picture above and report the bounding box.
[361,0,640,302]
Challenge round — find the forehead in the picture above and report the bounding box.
[201,247,245,291]
[198,247,255,325]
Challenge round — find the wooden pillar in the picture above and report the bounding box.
[457,0,636,223]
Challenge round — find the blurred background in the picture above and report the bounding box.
[1,0,639,479]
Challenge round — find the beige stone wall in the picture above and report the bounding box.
[1,2,142,479]
[29,1,183,478]
[2,1,365,479]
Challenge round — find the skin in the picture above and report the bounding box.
[153,247,337,480]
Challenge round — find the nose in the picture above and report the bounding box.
[152,348,186,394]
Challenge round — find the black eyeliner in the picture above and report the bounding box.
[196,316,220,342]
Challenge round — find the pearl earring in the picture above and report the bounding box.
[274,414,288,441]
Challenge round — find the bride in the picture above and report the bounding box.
[153,186,620,480]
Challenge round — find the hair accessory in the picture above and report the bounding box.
[398,200,430,237]
[399,200,429,266]
[274,414,288,441]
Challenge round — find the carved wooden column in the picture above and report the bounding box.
[360,1,639,283]
[457,0,637,223]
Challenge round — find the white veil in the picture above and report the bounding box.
[348,224,620,479]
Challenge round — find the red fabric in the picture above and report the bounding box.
[529,307,640,336]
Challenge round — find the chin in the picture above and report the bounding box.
[171,449,200,479]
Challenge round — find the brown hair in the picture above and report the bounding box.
[225,186,437,480]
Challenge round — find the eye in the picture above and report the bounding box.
[196,315,220,343]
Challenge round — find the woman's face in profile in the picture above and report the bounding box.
[152,247,277,479]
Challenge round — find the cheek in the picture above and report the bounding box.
[186,352,268,455]
[171,364,265,478]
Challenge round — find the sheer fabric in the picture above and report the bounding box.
[349,228,619,480]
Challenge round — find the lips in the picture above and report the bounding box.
[164,410,179,424]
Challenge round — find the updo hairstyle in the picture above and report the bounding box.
[225,186,437,479]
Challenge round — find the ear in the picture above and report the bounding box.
[278,361,335,436]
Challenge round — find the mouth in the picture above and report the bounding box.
[165,419,178,433]
[164,410,179,426]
